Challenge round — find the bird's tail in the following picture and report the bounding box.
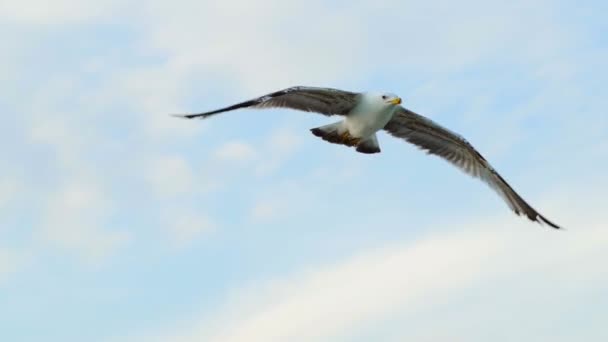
[310,121,348,144]
[356,134,380,154]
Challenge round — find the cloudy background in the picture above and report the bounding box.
[1,0,607,341]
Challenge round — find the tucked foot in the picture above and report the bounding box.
[339,131,361,146]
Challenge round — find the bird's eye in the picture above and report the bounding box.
[382,95,387,100]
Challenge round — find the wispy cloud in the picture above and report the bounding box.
[160,208,216,248]
[214,141,257,163]
[145,155,195,198]
[0,178,20,209]
[141,194,607,342]
[37,181,131,263]
[0,0,122,25]
[0,248,32,284]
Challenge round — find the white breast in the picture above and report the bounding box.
[344,95,397,138]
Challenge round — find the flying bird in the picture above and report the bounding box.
[173,86,560,229]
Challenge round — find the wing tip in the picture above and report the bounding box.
[516,205,562,229]
[531,213,562,230]
[170,113,204,119]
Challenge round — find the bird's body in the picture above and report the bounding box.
[345,92,401,138]
[173,86,561,229]
[310,91,401,153]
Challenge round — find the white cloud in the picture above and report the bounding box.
[0,248,31,283]
[161,209,216,248]
[248,177,317,223]
[145,155,195,198]
[0,0,122,25]
[215,141,257,163]
[255,128,302,176]
[210,128,302,178]
[249,200,282,222]
[138,192,607,342]
[113,64,206,140]
[267,129,301,155]
[161,232,506,341]
[0,178,19,209]
[135,0,371,92]
[37,182,130,263]
[125,0,574,98]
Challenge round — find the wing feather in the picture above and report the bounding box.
[384,107,560,229]
[173,86,359,119]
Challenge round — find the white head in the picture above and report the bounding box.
[363,91,402,108]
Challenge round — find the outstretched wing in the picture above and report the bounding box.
[173,86,360,119]
[384,106,560,229]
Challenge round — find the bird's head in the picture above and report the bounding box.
[360,91,402,111]
[379,92,402,106]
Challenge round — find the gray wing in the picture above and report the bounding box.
[384,107,560,229]
[173,86,359,119]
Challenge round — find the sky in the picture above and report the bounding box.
[1,0,607,341]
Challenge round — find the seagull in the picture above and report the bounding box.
[173,86,560,229]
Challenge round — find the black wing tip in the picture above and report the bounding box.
[539,216,562,230]
[516,206,561,229]
[531,213,562,230]
[170,113,208,119]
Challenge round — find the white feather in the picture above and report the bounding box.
[345,92,399,138]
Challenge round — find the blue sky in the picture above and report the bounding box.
[1,0,607,341]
